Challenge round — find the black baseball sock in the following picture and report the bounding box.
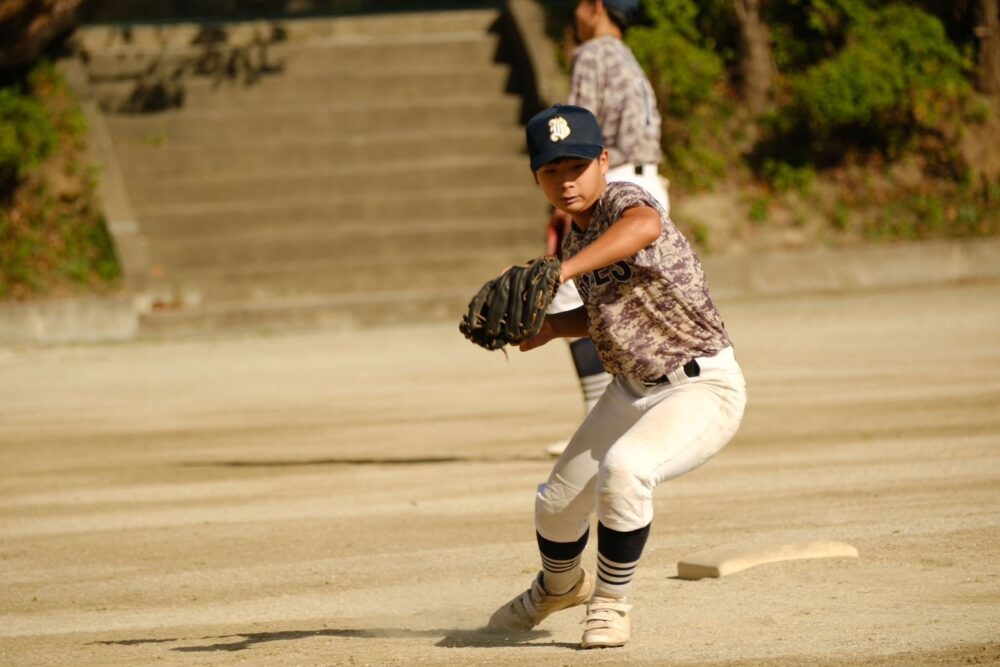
[537,529,589,595]
[595,521,651,599]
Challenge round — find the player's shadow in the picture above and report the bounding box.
[93,626,575,652]
[182,454,548,468]
[437,628,577,649]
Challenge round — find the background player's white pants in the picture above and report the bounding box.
[606,162,670,218]
[548,163,671,315]
[534,346,747,538]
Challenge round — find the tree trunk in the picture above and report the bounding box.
[976,0,1000,97]
[0,0,103,72]
[733,0,774,116]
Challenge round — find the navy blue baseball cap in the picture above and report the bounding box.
[603,0,640,25]
[526,104,604,172]
[604,0,639,14]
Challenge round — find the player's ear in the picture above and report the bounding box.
[599,149,610,175]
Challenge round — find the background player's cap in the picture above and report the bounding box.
[526,104,604,172]
[603,0,640,26]
[603,0,639,14]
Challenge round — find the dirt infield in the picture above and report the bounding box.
[1,281,998,666]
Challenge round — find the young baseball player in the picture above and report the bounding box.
[487,104,746,649]
[546,0,670,457]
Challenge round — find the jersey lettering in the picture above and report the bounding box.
[580,261,633,302]
[593,261,633,287]
[562,182,731,380]
[609,261,633,282]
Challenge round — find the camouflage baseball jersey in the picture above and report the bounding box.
[562,182,731,381]
[569,36,661,168]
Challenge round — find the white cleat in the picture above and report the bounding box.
[580,596,632,649]
[487,570,594,632]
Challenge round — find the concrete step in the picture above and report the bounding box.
[104,95,522,143]
[78,10,501,52]
[90,66,510,110]
[134,185,548,235]
[140,212,539,242]
[138,288,475,338]
[125,156,532,207]
[114,127,526,178]
[81,7,539,336]
[84,33,501,81]
[143,244,538,304]
[145,216,543,268]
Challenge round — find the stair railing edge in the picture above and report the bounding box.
[503,0,568,118]
[59,58,152,314]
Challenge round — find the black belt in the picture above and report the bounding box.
[641,359,701,387]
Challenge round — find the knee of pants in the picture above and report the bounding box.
[534,480,591,543]
[596,441,656,531]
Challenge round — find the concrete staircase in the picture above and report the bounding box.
[75,9,547,336]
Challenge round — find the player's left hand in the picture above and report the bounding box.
[519,319,557,352]
[459,256,562,351]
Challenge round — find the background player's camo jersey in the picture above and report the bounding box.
[562,182,730,381]
[569,36,662,169]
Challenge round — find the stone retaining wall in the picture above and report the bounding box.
[3,237,998,344]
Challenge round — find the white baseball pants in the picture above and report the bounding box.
[535,346,747,538]
[605,162,670,218]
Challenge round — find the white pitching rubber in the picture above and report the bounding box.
[676,540,859,580]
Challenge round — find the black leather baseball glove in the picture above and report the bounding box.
[459,256,562,351]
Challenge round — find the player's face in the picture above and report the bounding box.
[534,151,609,218]
[574,1,599,41]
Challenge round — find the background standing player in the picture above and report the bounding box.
[487,105,746,648]
[545,0,671,456]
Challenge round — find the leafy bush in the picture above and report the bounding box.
[629,0,726,116]
[0,177,120,299]
[786,4,971,159]
[0,87,57,195]
[544,0,998,243]
[762,159,815,193]
[859,177,1000,241]
[767,0,873,70]
[748,195,770,225]
[0,61,120,299]
[627,0,732,187]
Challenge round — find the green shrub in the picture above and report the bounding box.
[859,177,1000,241]
[768,0,874,70]
[0,176,120,300]
[0,62,121,299]
[762,159,815,193]
[687,220,711,252]
[628,0,725,117]
[627,0,731,187]
[748,195,770,225]
[787,4,970,157]
[831,202,850,231]
[661,104,731,189]
[0,88,57,194]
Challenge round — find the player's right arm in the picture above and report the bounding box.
[546,208,573,257]
[559,205,660,284]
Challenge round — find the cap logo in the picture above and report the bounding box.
[548,116,571,142]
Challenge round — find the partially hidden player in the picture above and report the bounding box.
[545,0,670,457]
[486,105,747,649]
